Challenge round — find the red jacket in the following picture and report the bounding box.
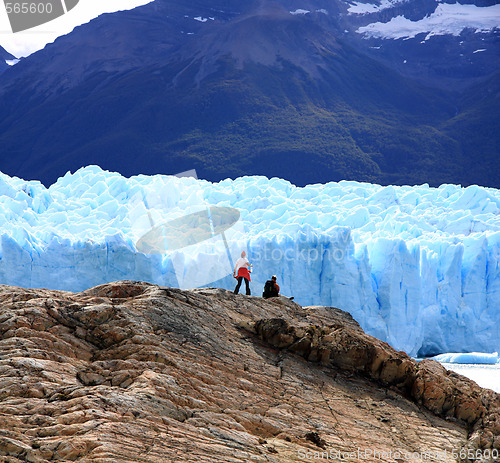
[236,267,251,281]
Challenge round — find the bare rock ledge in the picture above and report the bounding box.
[0,281,498,462]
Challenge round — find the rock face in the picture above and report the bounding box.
[0,281,498,462]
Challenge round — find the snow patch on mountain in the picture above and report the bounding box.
[290,9,310,15]
[357,3,500,40]
[194,17,215,22]
[348,0,408,15]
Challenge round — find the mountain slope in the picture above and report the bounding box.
[0,0,498,187]
[340,0,500,90]
[0,46,16,74]
[442,72,500,188]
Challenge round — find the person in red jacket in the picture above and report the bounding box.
[233,251,252,295]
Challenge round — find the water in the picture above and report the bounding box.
[442,363,500,393]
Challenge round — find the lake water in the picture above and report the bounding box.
[441,363,500,393]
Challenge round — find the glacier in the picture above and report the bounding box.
[0,165,499,357]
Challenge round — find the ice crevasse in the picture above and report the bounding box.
[0,165,499,357]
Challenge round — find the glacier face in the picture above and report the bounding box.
[0,165,499,357]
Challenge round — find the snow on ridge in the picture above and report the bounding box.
[0,165,499,357]
[290,8,329,15]
[5,59,19,66]
[348,0,407,15]
[357,3,500,40]
[193,16,215,22]
[473,48,486,53]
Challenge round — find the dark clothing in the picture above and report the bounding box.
[234,276,251,295]
[263,280,280,299]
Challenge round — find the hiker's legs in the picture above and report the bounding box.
[244,278,251,296]
[234,277,243,294]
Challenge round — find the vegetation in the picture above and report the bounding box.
[0,52,497,188]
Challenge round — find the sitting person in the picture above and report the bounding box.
[263,275,280,298]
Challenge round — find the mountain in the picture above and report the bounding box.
[1,281,498,461]
[0,0,498,187]
[340,0,500,90]
[0,46,16,74]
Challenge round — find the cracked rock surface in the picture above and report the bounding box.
[0,281,498,462]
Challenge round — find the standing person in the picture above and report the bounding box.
[233,251,252,295]
[263,275,280,298]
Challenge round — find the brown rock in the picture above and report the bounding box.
[493,435,500,450]
[0,436,32,456]
[0,281,497,462]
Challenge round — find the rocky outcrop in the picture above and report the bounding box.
[253,316,500,455]
[0,281,498,462]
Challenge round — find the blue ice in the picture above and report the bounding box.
[0,166,499,357]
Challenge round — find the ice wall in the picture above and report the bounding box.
[0,166,499,356]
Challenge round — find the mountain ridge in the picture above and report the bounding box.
[0,0,498,187]
[0,45,16,74]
